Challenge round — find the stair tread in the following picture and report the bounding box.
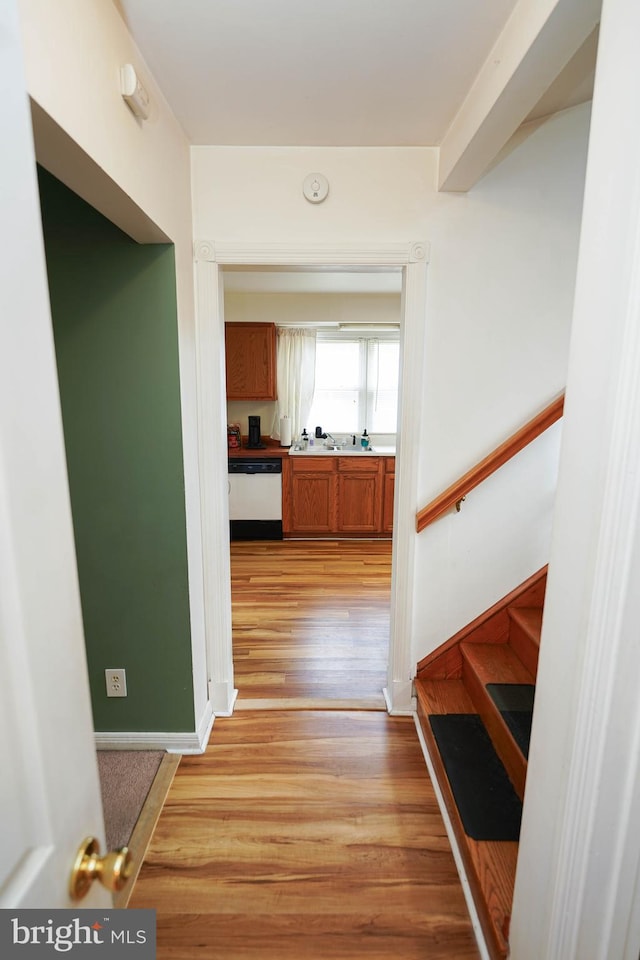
[415,682,515,959]
[461,640,535,685]
[508,605,543,644]
[428,713,523,841]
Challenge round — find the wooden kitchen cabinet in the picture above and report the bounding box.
[286,458,337,534]
[224,322,277,400]
[336,457,383,533]
[382,458,395,533]
[284,455,394,537]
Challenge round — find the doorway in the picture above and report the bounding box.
[194,242,429,716]
[223,267,401,707]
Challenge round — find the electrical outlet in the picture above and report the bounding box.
[105,668,127,698]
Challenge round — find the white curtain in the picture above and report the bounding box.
[271,327,317,442]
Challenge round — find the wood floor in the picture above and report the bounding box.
[129,539,479,958]
[231,540,391,706]
[130,710,480,959]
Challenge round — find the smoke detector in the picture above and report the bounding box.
[303,173,329,204]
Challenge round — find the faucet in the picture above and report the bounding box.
[323,432,348,451]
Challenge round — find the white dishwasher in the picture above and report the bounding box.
[228,458,283,541]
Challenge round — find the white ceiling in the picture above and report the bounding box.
[113,0,597,293]
[116,0,526,146]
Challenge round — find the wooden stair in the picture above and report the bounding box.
[415,567,546,960]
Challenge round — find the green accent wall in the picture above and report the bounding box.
[38,167,194,732]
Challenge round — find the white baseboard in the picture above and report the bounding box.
[194,700,215,751]
[95,700,216,755]
[383,685,417,715]
[211,687,238,717]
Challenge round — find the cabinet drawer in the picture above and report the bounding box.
[385,457,396,473]
[291,457,336,473]
[337,456,379,472]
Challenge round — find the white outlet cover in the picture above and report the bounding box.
[105,668,127,697]
[303,173,329,203]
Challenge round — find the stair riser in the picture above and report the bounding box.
[509,618,540,677]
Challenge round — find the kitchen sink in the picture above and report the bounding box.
[289,445,377,456]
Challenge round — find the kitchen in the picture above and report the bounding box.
[224,268,401,542]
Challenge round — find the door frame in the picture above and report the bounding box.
[194,240,429,715]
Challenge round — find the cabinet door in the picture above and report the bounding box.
[291,473,337,532]
[336,458,383,532]
[225,322,276,400]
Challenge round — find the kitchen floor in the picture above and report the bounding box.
[230,539,391,708]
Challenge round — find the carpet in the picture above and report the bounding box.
[97,750,164,850]
[486,683,535,758]
[429,713,522,841]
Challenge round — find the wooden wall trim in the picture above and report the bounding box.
[416,394,564,533]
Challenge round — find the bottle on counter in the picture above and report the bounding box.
[301,428,309,450]
[360,429,370,450]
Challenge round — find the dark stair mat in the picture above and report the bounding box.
[429,713,523,841]
[486,683,535,759]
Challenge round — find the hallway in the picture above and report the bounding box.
[130,541,479,958]
[130,710,479,959]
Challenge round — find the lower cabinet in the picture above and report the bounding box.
[283,456,395,537]
[288,459,336,533]
[336,458,382,533]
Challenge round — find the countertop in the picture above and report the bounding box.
[228,439,291,460]
[228,439,396,459]
[288,443,396,458]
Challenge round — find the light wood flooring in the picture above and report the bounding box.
[130,710,480,959]
[231,540,391,707]
[129,540,479,958]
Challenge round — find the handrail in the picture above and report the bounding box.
[416,393,565,533]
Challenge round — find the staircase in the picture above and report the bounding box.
[415,567,546,960]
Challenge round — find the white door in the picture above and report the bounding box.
[0,0,109,909]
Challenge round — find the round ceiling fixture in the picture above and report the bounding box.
[303,173,329,204]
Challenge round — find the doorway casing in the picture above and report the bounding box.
[194,240,429,716]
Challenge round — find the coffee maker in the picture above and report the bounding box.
[246,415,265,449]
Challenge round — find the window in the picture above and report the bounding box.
[307,333,400,436]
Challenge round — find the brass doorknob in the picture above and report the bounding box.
[69,836,134,901]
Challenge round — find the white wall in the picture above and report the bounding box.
[414,105,590,656]
[225,291,401,326]
[17,0,209,731]
[192,106,590,664]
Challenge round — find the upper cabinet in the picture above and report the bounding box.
[224,322,277,400]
